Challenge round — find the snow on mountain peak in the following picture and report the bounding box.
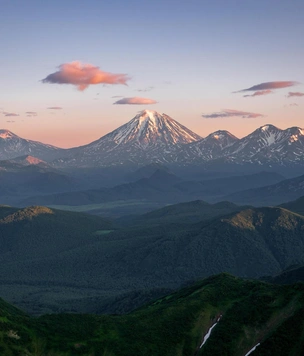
[105,110,202,147]
[209,130,237,141]
[259,124,279,132]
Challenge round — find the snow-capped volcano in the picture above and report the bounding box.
[96,110,201,148]
[0,129,63,161]
[57,110,202,166]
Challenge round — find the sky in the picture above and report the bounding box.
[1,0,304,148]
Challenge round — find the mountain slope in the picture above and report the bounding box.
[0,205,112,261]
[131,199,243,226]
[178,130,239,163]
[21,170,284,208]
[225,173,304,206]
[280,195,304,216]
[0,158,84,205]
[0,274,303,356]
[0,129,64,161]
[55,110,202,167]
[224,124,304,165]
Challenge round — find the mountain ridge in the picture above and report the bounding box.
[1,111,304,168]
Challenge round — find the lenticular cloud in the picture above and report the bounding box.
[42,61,130,91]
[237,81,298,92]
[202,109,263,119]
[113,97,157,105]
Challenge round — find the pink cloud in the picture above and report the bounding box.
[243,90,273,98]
[237,81,299,92]
[42,61,130,91]
[287,92,304,98]
[113,97,157,105]
[202,109,263,119]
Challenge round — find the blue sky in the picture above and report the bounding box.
[1,0,304,147]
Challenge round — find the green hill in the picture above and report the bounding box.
[1,205,304,315]
[0,205,112,261]
[0,274,303,355]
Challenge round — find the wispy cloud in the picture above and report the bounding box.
[47,106,63,110]
[2,112,19,117]
[42,61,130,91]
[137,86,154,92]
[236,81,298,93]
[6,120,15,123]
[112,95,123,98]
[26,111,38,117]
[113,97,157,105]
[243,90,273,98]
[287,91,304,98]
[202,109,263,119]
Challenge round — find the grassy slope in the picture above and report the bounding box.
[0,274,303,355]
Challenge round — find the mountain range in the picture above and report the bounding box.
[1,110,304,168]
[20,169,284,208]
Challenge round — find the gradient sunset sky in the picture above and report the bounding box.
[1,0,304,147]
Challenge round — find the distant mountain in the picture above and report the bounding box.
[224,124,304,165]
[53,118,304,168]
[175,171,285,201]
[124,162,171,182]
[131,199,243,226]
[21,169,185,207]
[0,129,64,161]
[225,173,304,206]
[0,157,86,205]
[280,195,304,216]
[177,130,238,163]
[9,154,49,167]
[1,115,304,169]
[54,110,202,167]
[20,170,284,208]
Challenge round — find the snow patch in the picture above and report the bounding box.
[244,343,260,356]
[261,125,269,131]
[200,315,222,348]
